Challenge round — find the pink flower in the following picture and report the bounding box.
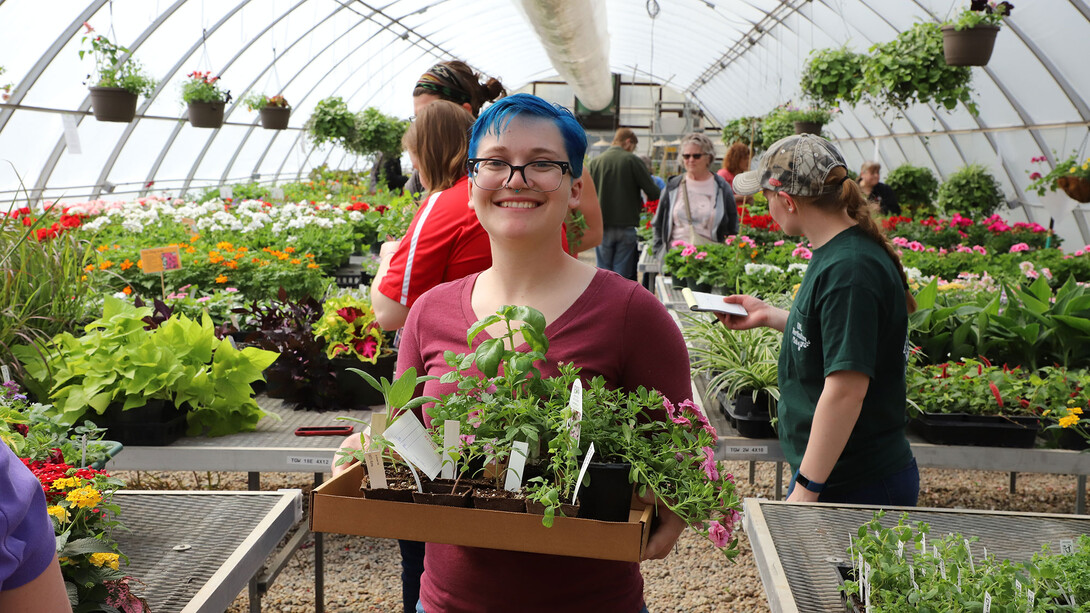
[891,237,909,247]
[1077,250,1085,257]
[671,412,692,426]
[702,447,719,481]
[907,241,924,252]
[956,245,974,253]
[694,251,707,260]
[670,240,691,248]
[467,410,482,428]
[973,245,988,255]
[1043,267,1053,280]
[459,434,476,446]
[708,520,731,547]
[662,397,677,420]
[791,246,812,260]
[773,240,785,246]
[1009,242,1030,253]
[196,296,211,303]
[681,246,696,257]
[224,287,238,293]
[1029,172,1042,181]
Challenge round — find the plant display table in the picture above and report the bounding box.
[743,498,1090,613]
[107,397,372,613]
[113,490,302,613]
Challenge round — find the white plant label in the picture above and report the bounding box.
[983,591,992,613]
[1060,538,1075,555]
[863,562,872,610]
[965,539,974,572]
[370,413,387,440]
[921,533,926,553]
[220,186,233,200]
[0,365,10,383]
[505,440,529,491]
[1015,579,1022,596]
[939,558,947,580]
[897,540,904,559]
[364,451,386,489]
[909,564,918,590]
[383,412,442,479]
[271,187,284,201]
[571,442,596,504]
[957,566,962,591]
[62,114,82,155]
[441,420,459,479]
[568,379,583,447]
[1027,589,1035,608]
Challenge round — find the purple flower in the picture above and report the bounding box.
[467,410,483,428]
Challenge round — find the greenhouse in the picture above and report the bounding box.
[2,0,1090,612]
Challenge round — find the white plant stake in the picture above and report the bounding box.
[571,443,596,504]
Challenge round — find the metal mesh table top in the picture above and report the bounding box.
[107,397,373,472]
[746,500,1090,613]
[113,491,300,613]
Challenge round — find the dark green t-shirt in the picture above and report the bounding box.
[777,225,913,491]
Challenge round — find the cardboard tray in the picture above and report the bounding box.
[310,462,653,562]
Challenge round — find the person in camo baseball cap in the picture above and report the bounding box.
[716,132,922,510]
[731,133,848,198]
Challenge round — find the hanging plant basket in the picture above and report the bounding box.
[1058,175,1090,203]
[941,25,1000,66]
[792,121,823,135]
[89,86,138,123]
[187,100,226,128]
[259,105,291,130]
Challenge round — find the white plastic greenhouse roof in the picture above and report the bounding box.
[2,0,1090,241]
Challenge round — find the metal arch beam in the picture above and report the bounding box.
[0,1,107,136]
[84,0,189,201]
[1068,0,1090,22]
[1003,20,1089,120]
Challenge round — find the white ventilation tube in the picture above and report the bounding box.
[516,0,614,111]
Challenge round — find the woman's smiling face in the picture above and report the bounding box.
[468,115,581,242]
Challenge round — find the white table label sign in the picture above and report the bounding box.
[1060,538,1075,555]
[571,443,596,504]
[383,412,442,479]
[364,451,387,489]
[568,379,583,446]
[442,420,459,479]
[505,441,530,491]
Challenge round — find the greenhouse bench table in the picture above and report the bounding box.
[113,490,302,613]
[743,498,1090,613]
[106,397,373,613]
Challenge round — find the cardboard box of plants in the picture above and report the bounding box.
[309,461,654,562]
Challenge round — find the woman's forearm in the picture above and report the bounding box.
[797,370,870,483]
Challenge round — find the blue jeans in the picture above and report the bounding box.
[596,226,639,281]
[417,601,650,612]
[399,540,426,613]
[787,458,920,506]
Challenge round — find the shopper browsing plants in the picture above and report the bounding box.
[719,134,919,506]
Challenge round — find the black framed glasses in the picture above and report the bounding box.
[466,158,571,193]
[681,153,705,160]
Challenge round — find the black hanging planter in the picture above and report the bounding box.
[89,86,138,123]
[577,462,634,522]
[187,101,226,128]
[793,121,823,135]
[259,105,291,130]
[941,25,999,66]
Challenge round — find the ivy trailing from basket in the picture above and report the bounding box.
[860,23,977,115]
[799,46,866,108]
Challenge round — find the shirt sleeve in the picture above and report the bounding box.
[634,159,661,201]
[0,446,55,591]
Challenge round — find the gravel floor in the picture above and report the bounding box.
[111,463,1088,613]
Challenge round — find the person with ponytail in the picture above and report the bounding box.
[720,134,919,506]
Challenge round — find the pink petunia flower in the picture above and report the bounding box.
[708,520,731,547]
[701,447,719,481]
[694,251,707,260]
[973,245,988,255]
[681,246,696,257]
[1009,242,1030,253]
[791,246,812,260]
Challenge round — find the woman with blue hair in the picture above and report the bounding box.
[394,93,692,612]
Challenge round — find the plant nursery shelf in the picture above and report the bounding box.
[744,499,1090,613]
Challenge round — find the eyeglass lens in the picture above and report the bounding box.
[470,160,566,192]
[682,153,704,159]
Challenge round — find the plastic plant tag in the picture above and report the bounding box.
[983,591,992,613]
[568,379,583,447]
[442,420,459,479]
[1027,589,1035,608]
[505,441,529,492]
[897,540,904,559]
[571,442,597,501]
[370,413,387,439]
[364,451,387,489]
[921,533,926,553]
[957,566,962,591]
[271,187,284,201]
[1060,538,1075,555]
[939,558,947,580]
[965,538,975,572]
[0,365,9,383]
[571,442,596,505]
[1015,579,1022,596]
[220,186,233,200]
[383,412,442,480]
[909,564,918,590]
[863,562,872,610]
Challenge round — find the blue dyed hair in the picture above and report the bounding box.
[468,93,588,178]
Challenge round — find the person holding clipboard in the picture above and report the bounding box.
[716,134,919,506]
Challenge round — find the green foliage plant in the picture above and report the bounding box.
[783,105,835,126]
[936,163,1005,219]
[14,296,277,436]
[240,93,289,111]
[860,22,978,115]
[306,98,408,157]
[683,312,782,411]
[720,116,764,154]
[885,164,940,214]
[78,24,157,97]
[799,47,866,108]
[947,1,1014,30]
[181,71,230,104]
[760,106,796,150]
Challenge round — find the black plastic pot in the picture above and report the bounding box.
[89,86,138,123]
[94,398,188,446]
[909,412,1040,448]
[259,105,290,129]
[333,352,396,409]
[716,390,777,439]
[577,462,634,522]
[685,277,712,293]
[793,121,823,135]
[187,101,226,128]
[941,24,999,66]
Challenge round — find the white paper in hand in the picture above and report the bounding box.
[682,288,748,317]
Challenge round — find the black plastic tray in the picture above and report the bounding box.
[909,412,1040,448]
[716,391,777,439]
